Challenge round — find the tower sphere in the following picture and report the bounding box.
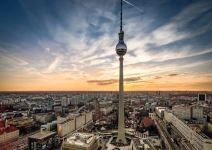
[116,41,127,56]
[116,31,127,56]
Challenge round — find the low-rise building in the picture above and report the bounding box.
[155,107,166,118]
[0,120,19,144]
[62,132,99,150]
[100,107,113,115]
[33,113,54,124]
[149,113,156,120]
[28,131,57,150]
[132,139,150,150]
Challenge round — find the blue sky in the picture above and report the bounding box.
[0,0,212,91]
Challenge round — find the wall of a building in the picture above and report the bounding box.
[164,110,212,150]
[0,130,19,143]
[57,112,93,137]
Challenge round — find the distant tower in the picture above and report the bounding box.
[95,99,101,121]
[116,0,127,144]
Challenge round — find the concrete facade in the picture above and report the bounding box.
[164,110,212,150]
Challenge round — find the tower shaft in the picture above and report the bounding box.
[115,0,127,144]
[116,56,127,144]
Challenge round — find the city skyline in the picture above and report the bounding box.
[0,0,212,91]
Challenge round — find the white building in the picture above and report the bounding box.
[172,105,191,120]
[85,112,92,124]
[100,107,113,115]
[61,97,69,107]
[76,115,85,130]
[172,105,204,122]
[192,106,204,122]
[62,132,99,150]
[57,118,75,137]
[155,107,166,118]
[57,112,93,137]
[164,110,212,150]
[149,113,156,120]
[54,105,62,113]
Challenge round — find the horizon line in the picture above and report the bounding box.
[0,90,211,93]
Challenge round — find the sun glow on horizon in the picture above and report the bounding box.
[0,0,212,91]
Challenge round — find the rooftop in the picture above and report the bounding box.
[66,132,96,146]
[28,131,56,140]
[0,120,19,135]
[58,118,74,124]
[106,136,133,150]
[141,117,154,127]
[0,126,18,135]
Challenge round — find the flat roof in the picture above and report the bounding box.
[66,133,96,146]
[58,118,74,124]
[29,131,56,140]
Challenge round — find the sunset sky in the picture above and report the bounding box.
[0,0,212,91]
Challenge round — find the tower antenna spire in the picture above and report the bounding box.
[120,0,123,31]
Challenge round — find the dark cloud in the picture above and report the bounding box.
[154,76,162,79]
[87,76,142,85]
[87,79,117,85]
[168,73,179,76]
[125,76,141,82]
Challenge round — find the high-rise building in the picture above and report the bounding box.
[95,99,101,121]
[116,0,127,144]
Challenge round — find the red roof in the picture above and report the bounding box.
[0,120,5,128]
[0,120,18,135]
[5,126,18,133]
[141,117,154,127]
[0,106,9,113]
[0,126,18,135]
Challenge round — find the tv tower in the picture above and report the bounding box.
[116,0,127,144]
